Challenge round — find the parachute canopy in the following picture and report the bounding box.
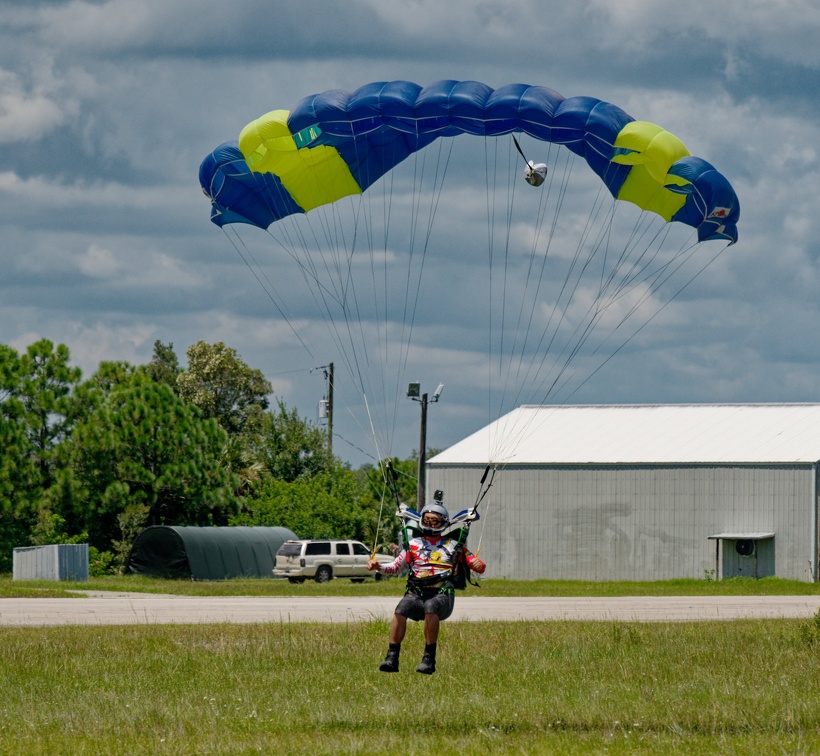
[201,80,739,243]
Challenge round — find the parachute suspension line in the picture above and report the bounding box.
[483,145,718,466]
[493,139,564,424]
[358,153,395,457]
[503,146,573,413]
[486,143,582,462]
[485,136,526,457]
[491,198,646,460]
[398,134,455,358]
[483,134,506,461]
[365,393,392,558]
[264,201,391,460]
[559,237,732,407]
[392,133,455,397]
[493,225,719,465]
[221,225,317,359]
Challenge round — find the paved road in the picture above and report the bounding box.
[1,593,820,627]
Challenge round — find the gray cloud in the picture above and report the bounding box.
[1,0,819,466]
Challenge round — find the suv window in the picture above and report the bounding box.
[278,542,301,557]
[305,542,331,556]
[335,543,350,555]
[352,543,369,556]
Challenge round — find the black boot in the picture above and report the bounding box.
[379,643,400,672]
[416,643,436,675]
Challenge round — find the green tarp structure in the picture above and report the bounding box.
[126,525,298,580]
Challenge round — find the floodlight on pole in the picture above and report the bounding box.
[408,381,443,509]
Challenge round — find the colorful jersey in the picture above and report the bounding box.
[381,535,485,581]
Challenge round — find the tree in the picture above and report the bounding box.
[263,399,335,482]
[60,368,240,551]
[0,340,81,570]
[145,340,180,390]
[0,345,37,570]
[361,456,418,510]
[16,339,81,487]
[233,464,376,541]
[177,341,271,436]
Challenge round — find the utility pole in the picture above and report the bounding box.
[317,362,334,456]
[407,382,443,509]
[326,362,333,455]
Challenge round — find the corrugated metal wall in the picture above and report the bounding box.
[13,544,89,581]
[428,464,817,582]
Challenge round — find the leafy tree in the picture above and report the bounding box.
[361,456,418,509]
[16,339,81,487]
[0,345,37,570]
[177,341,271,436]
[145,340,180,390]
[233,464,377,541]
[59,368,240,551]
[0,340,81,570]
[220,435,268,496]
[263,399,335,482]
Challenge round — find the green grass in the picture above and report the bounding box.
[4,574,820,751]
[2,573,820,598]
[1,616,820,753]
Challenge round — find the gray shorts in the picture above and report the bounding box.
[394,589,455,622]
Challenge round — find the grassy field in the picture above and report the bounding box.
[2,575,820,752]
[3,573,820,598]
[1,615,820,753]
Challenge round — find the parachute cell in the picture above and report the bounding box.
[198,141,301,229]
[203,80,739,243]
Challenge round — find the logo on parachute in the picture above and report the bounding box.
[708,207,730,219]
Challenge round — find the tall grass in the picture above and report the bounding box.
[2,616,819,753]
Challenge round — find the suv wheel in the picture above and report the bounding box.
[314,565,333,583]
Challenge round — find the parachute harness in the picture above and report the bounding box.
[389,486,483,598]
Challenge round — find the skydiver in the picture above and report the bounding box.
[367,498,486,674]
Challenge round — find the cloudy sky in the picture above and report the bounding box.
[2,0,819,468]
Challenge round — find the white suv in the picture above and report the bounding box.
[273,540,393,583]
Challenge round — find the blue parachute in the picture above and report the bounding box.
[201,80,739,243]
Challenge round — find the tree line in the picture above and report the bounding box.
[0,339,420,574]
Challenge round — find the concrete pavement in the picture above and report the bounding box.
[1,593,820,627]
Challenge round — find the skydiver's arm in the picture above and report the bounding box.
[368,550,409,575]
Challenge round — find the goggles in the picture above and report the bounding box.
[421,515,445,527]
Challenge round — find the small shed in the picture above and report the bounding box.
[126,526,298,580]
[13,544,89,581]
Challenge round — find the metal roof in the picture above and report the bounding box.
[428,403,820,465]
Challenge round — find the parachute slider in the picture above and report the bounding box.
[525,160,548,187]
[513,134,547,187]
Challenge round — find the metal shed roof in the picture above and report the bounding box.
[428,403,820,465]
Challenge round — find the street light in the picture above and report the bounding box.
[407,381,444,509]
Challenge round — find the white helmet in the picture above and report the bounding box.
[419,502,449,536]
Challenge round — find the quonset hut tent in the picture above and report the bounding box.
[127,526,298,580]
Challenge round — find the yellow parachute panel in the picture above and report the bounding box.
[612,121,690,221]
[238,110,361,212]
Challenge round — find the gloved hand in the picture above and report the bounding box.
[468,556,486,574]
